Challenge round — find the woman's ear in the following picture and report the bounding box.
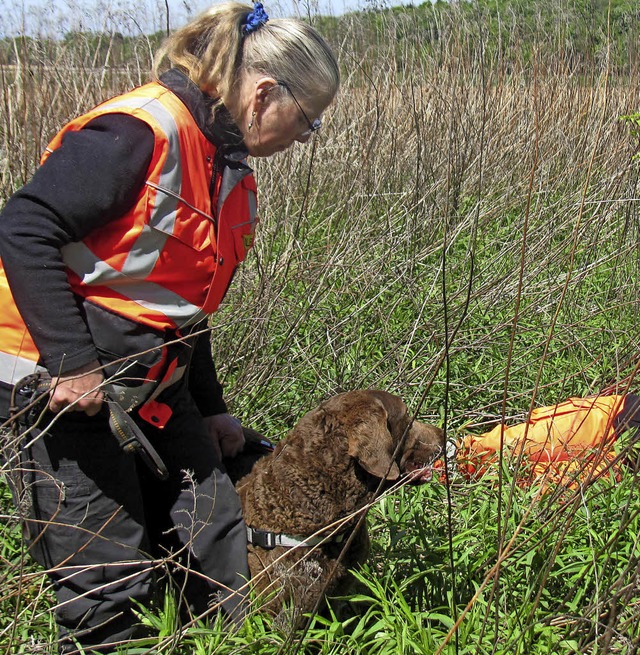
[243,77,278,132]
[252,77,278,108]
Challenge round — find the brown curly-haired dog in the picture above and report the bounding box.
[235,389,444,628]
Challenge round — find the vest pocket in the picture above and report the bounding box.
[146,182,215,251]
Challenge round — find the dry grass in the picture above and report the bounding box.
[217,11,640,431]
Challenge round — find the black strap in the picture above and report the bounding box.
[246,525,348,549]
[107,398,169,480]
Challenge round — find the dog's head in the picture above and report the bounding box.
[320,389,445,483]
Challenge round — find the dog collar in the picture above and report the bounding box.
[246,525,347,550]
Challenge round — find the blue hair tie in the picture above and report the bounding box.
[242,2,269,35]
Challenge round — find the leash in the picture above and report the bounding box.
[10,373,169,481]
[105,396,169,480]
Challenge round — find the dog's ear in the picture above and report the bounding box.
[345,397,401,480]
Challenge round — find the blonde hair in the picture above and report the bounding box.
[153,2,339,109]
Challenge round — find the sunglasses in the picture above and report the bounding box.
[277,81,322,136]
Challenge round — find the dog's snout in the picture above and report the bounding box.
[413,422,446,452]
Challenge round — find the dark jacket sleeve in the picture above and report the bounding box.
[188,327,228,416]
[0,113,154,375]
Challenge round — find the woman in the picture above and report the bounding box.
[0,2,339,652]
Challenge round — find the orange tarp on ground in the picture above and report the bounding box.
[454,394,639,488]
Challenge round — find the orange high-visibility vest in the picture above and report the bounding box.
[0,82,257,386]
[456,395,630,489]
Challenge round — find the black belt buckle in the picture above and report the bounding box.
[248,526,277,549]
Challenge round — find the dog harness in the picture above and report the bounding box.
[246,525,348,550]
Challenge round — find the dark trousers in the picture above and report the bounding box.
[6,385,249,653]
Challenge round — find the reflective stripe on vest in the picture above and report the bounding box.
[60,93,216,328]
[60,246,208,327]
[0,350,47,385]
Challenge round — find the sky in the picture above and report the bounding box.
[0,0,401,37]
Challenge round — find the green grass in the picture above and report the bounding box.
[3,467,639,653]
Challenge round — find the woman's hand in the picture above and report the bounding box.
[49,360,105,416]
[204,413,245,460]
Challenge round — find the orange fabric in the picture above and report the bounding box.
[0,260,39,362]
[0,260,45,383]
[41,82,257,331]
[455,395,627,489]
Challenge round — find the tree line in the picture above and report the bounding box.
[0,0,638,76]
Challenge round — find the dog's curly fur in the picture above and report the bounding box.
[235,389,444,627]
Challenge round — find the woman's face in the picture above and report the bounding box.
[237,76,330,158]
